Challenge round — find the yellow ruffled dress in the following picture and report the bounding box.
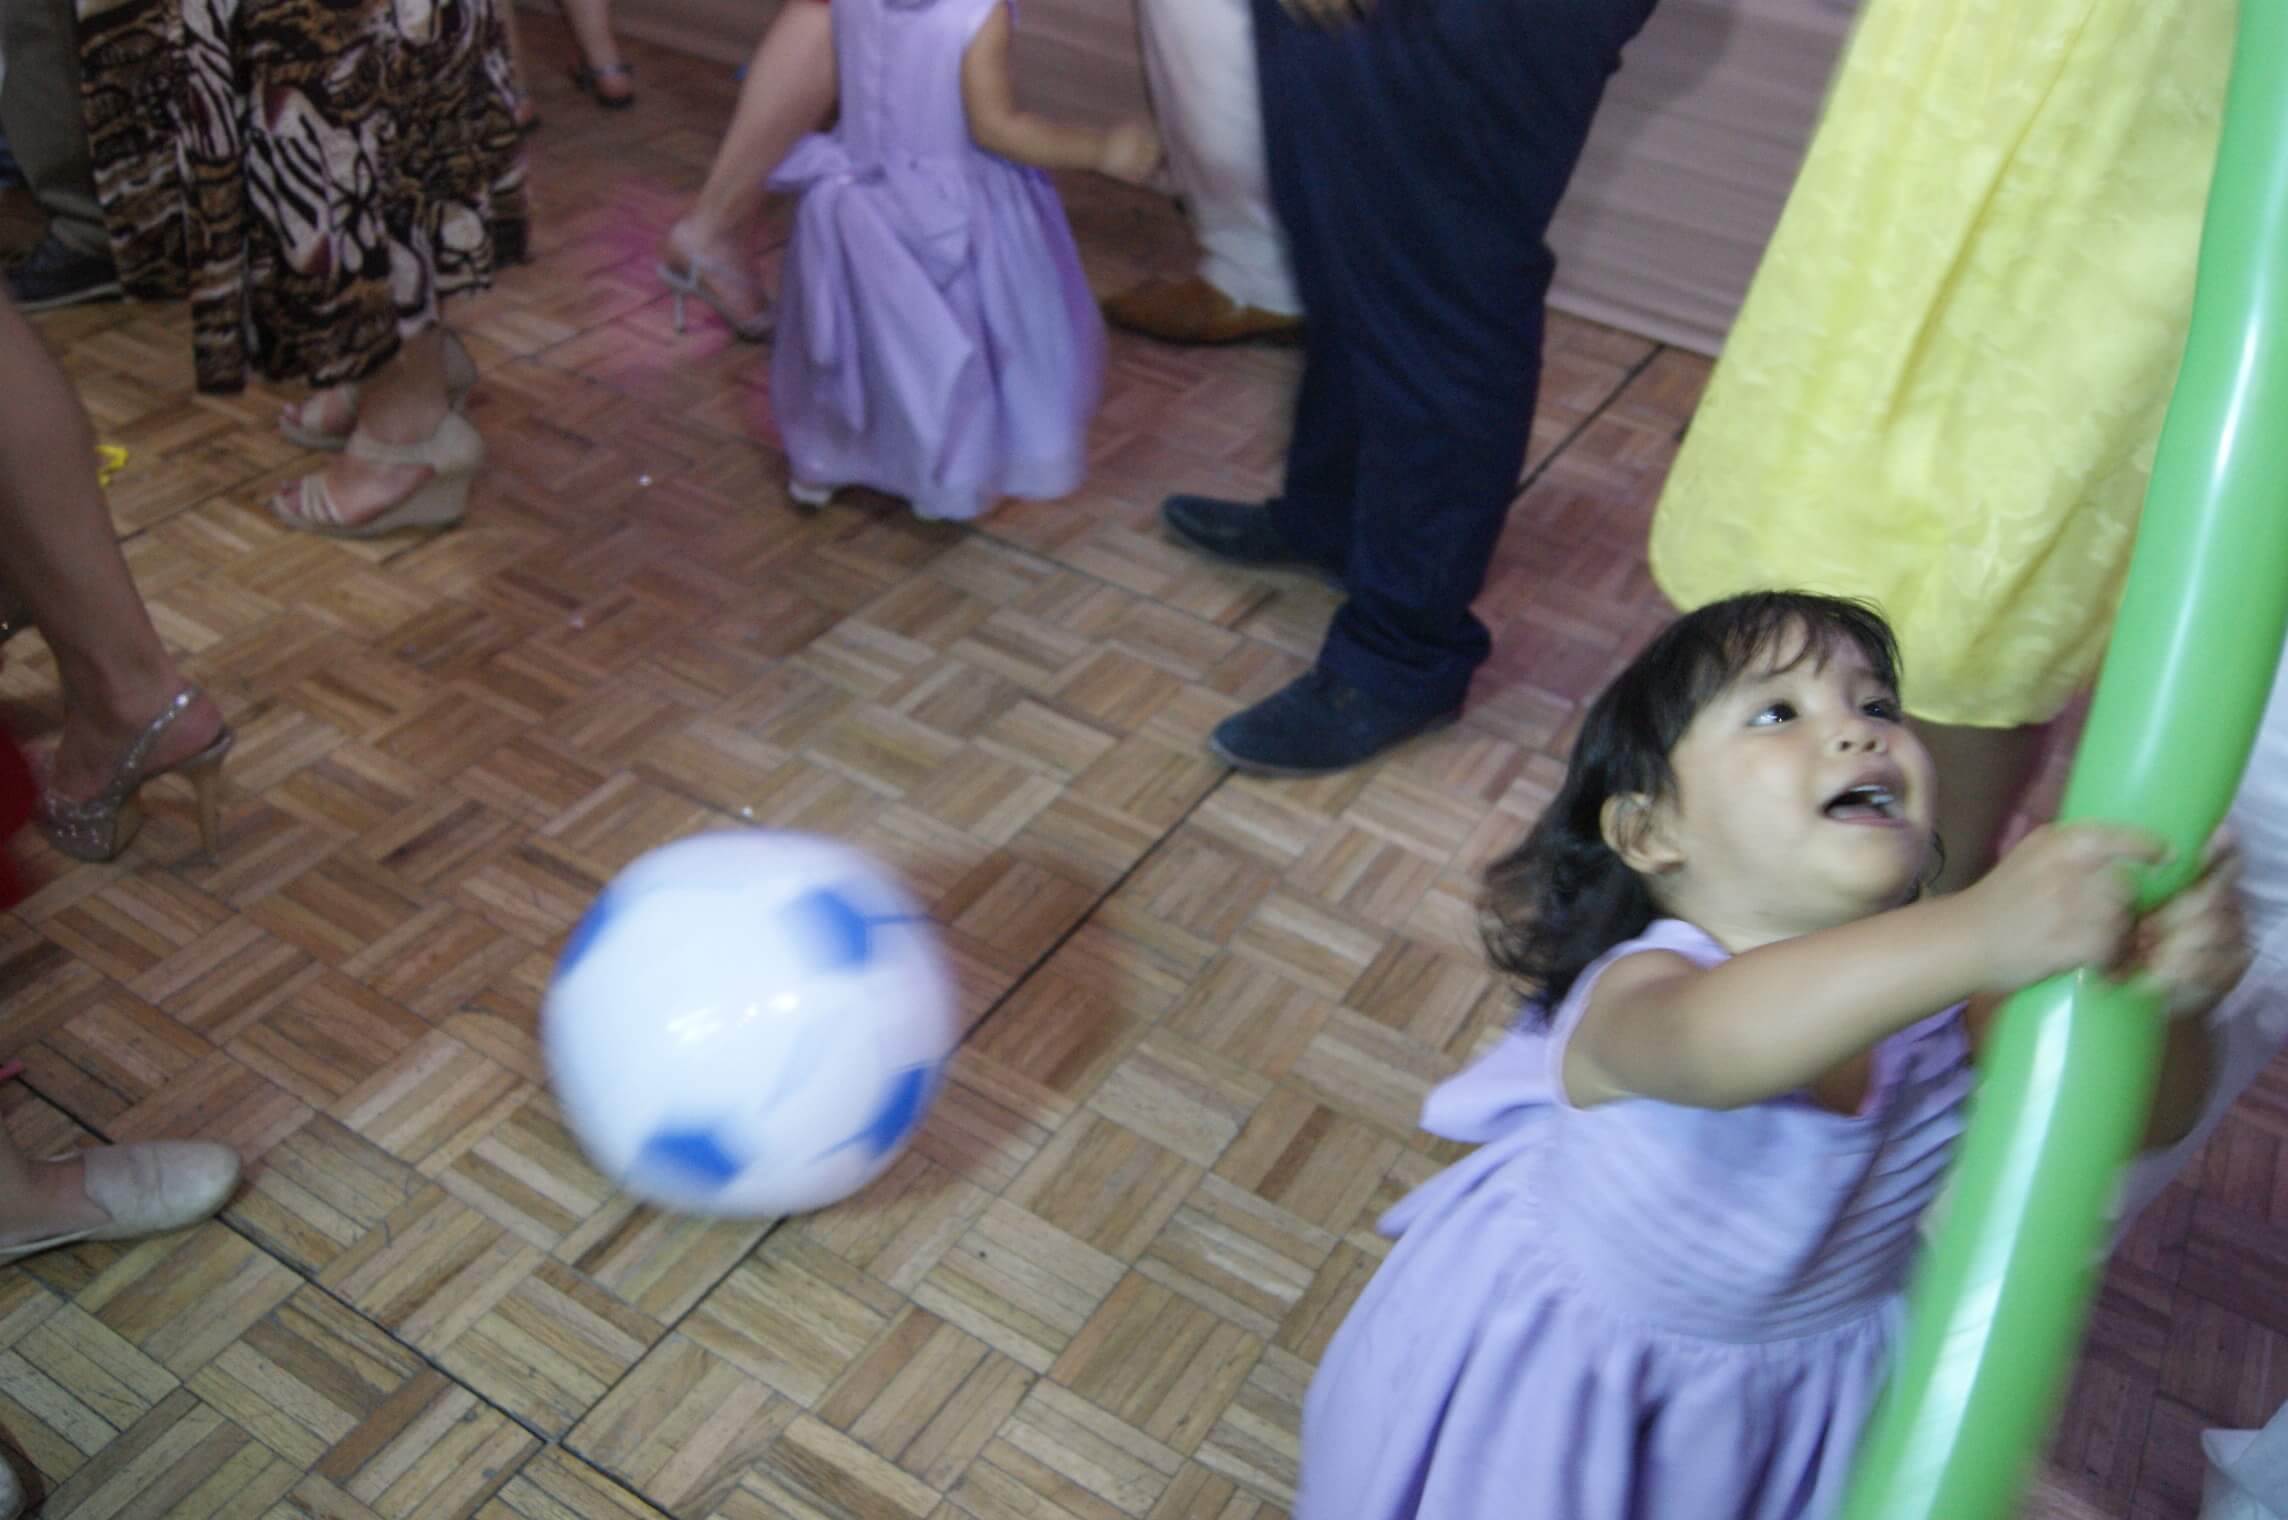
[1649,0,2236,727]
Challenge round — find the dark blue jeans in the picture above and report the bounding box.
[1256,0,1658,711]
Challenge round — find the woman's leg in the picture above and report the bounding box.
[559,0,632,100]
[1910,718,2052,893]
[500,0,539,126]
[0,295,225,800]
[661,0,836,326]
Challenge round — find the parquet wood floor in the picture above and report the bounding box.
[3,18,2280,1517]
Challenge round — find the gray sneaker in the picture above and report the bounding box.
[5,236,123,313]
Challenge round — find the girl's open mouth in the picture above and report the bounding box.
[1823,783,1901,824]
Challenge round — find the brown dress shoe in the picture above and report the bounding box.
[1102,275,1303,346]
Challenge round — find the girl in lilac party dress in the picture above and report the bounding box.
[1296,592,2246,1520]
[768,0,1159,521]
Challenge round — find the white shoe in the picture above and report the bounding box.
[0,1142,241,1266]
[0,1454,23,1519]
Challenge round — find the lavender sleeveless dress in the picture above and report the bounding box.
[1297,919,1973,1520]
[768,0,1104,521]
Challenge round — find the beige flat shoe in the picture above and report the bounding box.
[278,330,478,452]
[270,411,484,539]
[0,1141,241,1266]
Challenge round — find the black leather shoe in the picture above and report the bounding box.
[4,237,122,313]
[1161,494,1343,588]
[1209,669,1459,777]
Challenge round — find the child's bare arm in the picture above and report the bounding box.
[1567,823,2162,1111]
[960,5,1160,179]
[1568,898,2002,1110]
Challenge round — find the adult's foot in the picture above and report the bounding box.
[1104,275,1301,346]
[1161,494,1343,588]
[45,686,227,809]
[278,383,359,448]
[659,220,772,339]
[270,367,473,536]
[1209,668,1459,777]
[571,60,636,107]
[0,1143,241,1263]
[3,237,123,314]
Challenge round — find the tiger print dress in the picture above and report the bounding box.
[75,0,527,393]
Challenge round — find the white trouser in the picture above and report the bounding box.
[1135,0,1300,316]
[2117,649,2288,1225]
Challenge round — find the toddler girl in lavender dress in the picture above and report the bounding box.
[767,0,1158,520]
[1297,591,2247,1520]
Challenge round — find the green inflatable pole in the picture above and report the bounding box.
[1841,4,2288,1517]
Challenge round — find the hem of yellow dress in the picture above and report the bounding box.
[1645,544,2079,732]
[1895,695,2079,731]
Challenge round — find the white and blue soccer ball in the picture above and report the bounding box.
[542,830,957,1217]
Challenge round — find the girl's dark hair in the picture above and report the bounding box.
[1479,591,1902,1014]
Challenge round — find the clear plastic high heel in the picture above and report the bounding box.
[36,685,234,864]
[278,330,479,452]
[657,254,775,342]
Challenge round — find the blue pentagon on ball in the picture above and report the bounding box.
[636,1127,749,1189]
[555,883,624,981]
[858,1062,942,1157]
[783,885,880,971]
